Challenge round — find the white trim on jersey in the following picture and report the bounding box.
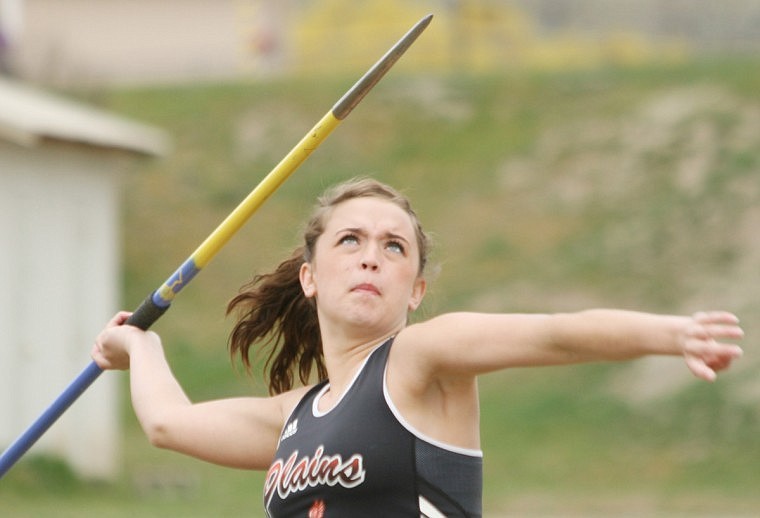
[311,342,383,417]
[383,365,483,458]
[420,495,448,518]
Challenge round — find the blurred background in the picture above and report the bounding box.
[1,1,758,516]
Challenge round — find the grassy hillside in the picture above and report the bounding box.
[3,60,758,516]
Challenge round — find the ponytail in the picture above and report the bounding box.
[227,247,325,395]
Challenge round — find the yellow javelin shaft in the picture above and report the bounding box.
[193,111,339,268]
[151,14,433,309]
[192,11,435,269]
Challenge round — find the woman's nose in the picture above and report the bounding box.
[360,247,380,270]
[361,258,379,271]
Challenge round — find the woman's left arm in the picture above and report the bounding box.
[400,309,744,382]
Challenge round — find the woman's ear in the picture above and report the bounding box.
[300,262,316,298]
[408,277,426,312]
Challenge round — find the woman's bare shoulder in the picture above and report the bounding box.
[272,384,316,420]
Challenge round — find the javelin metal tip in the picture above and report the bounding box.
[332,14,434,120]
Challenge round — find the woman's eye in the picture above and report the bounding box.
[386,241,405,254]
[339,234,359,246]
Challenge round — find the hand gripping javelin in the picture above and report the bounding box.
[0,14,433,479]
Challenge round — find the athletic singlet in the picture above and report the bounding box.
[264,338,483,517]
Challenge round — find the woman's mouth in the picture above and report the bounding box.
[352,283,381,296]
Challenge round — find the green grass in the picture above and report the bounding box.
[3,59,759,516]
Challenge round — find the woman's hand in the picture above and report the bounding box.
[91,311,146,370]
[681,311,744,382]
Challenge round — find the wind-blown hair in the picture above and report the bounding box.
[227,178,430,395]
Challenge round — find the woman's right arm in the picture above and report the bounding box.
[92,312,301,470]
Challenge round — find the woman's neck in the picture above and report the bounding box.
[320,328,397,396]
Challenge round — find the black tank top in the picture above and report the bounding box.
[264,338,483,517]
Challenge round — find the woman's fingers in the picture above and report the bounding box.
[683,311,744,381]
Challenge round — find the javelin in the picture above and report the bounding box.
[0,13,433,479]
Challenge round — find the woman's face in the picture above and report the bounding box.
[299,196,426,339]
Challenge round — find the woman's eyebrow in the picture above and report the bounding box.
[383,231,410,243]
[335,227,365,236]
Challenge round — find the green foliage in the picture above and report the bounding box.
[1,455,82,496]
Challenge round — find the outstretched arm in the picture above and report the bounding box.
[92,312,301,470]
[399,309,744,382]
[389,309,743,453]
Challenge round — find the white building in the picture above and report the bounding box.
[0,78,168,478]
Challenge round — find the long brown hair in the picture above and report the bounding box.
[226,177,430,395]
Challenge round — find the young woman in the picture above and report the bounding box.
[92,178,744,517]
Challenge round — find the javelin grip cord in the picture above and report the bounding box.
[0,14,432,480]
[128,294,171,330]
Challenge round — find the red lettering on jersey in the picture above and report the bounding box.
[308,499,326,518]
[265,446,365,507]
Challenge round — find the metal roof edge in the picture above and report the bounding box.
[0,78,170,157]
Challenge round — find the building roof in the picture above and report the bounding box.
[0,78,169,156]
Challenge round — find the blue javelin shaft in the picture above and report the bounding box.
[0,362,103,478]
